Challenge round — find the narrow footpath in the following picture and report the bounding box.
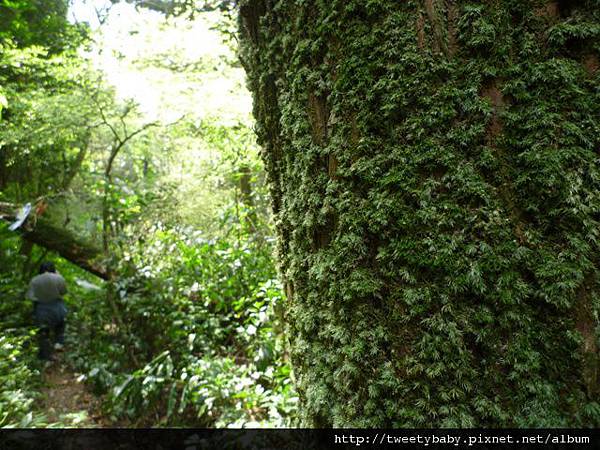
[40,355,107,427]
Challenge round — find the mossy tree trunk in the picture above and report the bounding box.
[239,0,600,427]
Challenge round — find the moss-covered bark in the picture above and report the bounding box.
[239,0,600,426]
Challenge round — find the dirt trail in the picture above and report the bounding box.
[40,355,108,427]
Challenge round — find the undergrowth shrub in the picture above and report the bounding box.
[69,224,297,426]
[0,332,47,428]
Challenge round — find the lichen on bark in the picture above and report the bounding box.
[239,0,600,426]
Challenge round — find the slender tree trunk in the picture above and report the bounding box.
[238,164,257,233]
[239,0,600,427]
[61,139,90,191]
[101,174,134,365]
[19,240,34,279]
[0,151,6,190]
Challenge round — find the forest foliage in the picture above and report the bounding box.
[0,0,296,427]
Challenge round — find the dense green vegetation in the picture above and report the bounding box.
[0,0,296,427]
[239,0,600,427]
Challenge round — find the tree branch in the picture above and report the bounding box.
[0,202,107,279]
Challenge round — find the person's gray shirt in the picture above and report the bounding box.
[27,272,67,303]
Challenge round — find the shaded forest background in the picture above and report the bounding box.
[0,0,296,427]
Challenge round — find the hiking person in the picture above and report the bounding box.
[26,262,67,361]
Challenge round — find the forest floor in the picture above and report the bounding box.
[40,354,108,428]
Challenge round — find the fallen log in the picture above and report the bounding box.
[0,202,108,279]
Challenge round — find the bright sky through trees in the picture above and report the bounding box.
[67,1,259,230]
[69,0,252,123]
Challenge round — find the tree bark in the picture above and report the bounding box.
[0,202,107,279]
[239,0,600,426]
[238,164,258,233]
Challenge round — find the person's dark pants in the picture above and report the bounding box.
[34,300,67,360]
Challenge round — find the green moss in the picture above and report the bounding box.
[239,0,600,426]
